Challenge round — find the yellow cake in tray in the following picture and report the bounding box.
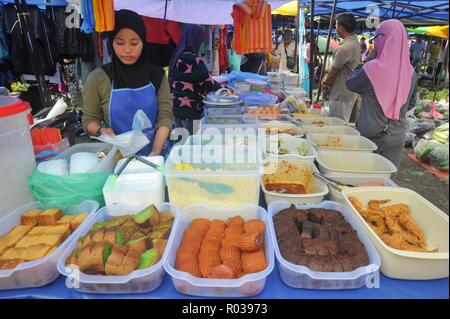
[0,208,88,269]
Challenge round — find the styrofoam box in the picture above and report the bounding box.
[267,200,381,289]
[307,133,378,153]
[260,121,304,137]
[302,125,361,136]
[57,203,180,294]
[54,143,120,174]
[103,156,165,208]
[316,150,397,178]
[327,176,398,203]
[262,158,328,205]
[295,117,347,126]
[0,200,99,291]
[265,134,317,163]
[164,204,274,297]
[342,187,449,280]
[165,145,261,209]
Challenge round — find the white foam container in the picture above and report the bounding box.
[57,203,180,294]
[54,143,120,174]
[295,117,347,126]
[342,187,449,280]
[164,204,274,297]
[103,156,165,209]
[262,159,329,205]
[307,133,378,153]
[267,200,381,289]
[327,176,398,203]
[0,200,99,291]
[265,134,317,163]
[316,150,398,178]
[302,125,361,136]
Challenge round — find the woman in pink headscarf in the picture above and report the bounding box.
[346,19,417,170]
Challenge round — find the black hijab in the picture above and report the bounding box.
[103,9,151,89]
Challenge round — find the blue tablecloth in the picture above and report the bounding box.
[0,266,447,299]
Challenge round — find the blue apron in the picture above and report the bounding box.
[109,82,169,156]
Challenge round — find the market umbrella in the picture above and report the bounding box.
[407,25,449,38]
[272,0,298,16]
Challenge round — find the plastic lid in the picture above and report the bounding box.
[0,97,30,118]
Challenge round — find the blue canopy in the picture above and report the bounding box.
[302,1,449,25]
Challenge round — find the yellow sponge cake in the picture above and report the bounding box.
[37,208,62,226]
[21,209,43,226]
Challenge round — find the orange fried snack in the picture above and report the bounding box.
[244,220,265,234]
[241,251,267,274]
[226,216,245,228]
[207,264,235,279]
[238,231,264,252]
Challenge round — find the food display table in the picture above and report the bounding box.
[0,266,447,299]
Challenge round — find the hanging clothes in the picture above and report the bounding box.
[47,6,81,59]
[93,0,115,32]
[0,9,9,64]
[3,4,58,76]
[81,0,95,33]
[142,16,181,45]
[219,25,229,73]
[231,0,273,55]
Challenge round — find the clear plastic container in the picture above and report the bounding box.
[54,143,120,174]
[205,106,244,117]
[307,133,378,153]
[316,150,398,178]
[342,187,449,280]
[165,145,261,209]
[295,117,347,126]
[302,125,361,136]
[0,98,35,219]
[200,115,259,135]
[267,200,381,289]
[103,156,165,208]
[164,204,275,297]
[0,200,99,290]
[57,203,180,294]
[265,134,317,163]
[327,176,398,203]
[262,158,329,205]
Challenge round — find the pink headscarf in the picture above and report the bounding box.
[363,19,414,121]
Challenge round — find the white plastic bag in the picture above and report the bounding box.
[96,130,150,157]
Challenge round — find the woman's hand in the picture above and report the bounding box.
[100,128,116,136]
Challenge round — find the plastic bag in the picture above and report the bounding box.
[29,169,109,209]
[96,130,149,157]
[429,146,449,172]
[414,139,440,163]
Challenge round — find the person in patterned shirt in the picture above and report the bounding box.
[169,25,222,135]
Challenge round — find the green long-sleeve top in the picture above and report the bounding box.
[81,68,174,133]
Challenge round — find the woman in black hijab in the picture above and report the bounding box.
[82,9,173,156]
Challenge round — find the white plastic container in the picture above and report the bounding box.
[57,203,180,294]
[316,150,398,178]
[267,200,381,289]
[302,125,361,136]
[262,159,329,205]
[54,143,120,174]
[327,176,398,203]
[0,97,36,218]
[260,121,303,136]
[200,115,259,135]
[307,133,378,153]
[103,156,165,208]
[164,204,274,297]
[0,200,99,290]
[342,187,449,280]
[295,116,347,126]
[165,145,261,209]
[265,134,317,163]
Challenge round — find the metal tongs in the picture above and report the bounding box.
[313,171,355,192]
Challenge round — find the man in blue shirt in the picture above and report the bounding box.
[410,36,426,71]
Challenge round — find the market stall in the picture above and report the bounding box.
[0,0,449,300]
